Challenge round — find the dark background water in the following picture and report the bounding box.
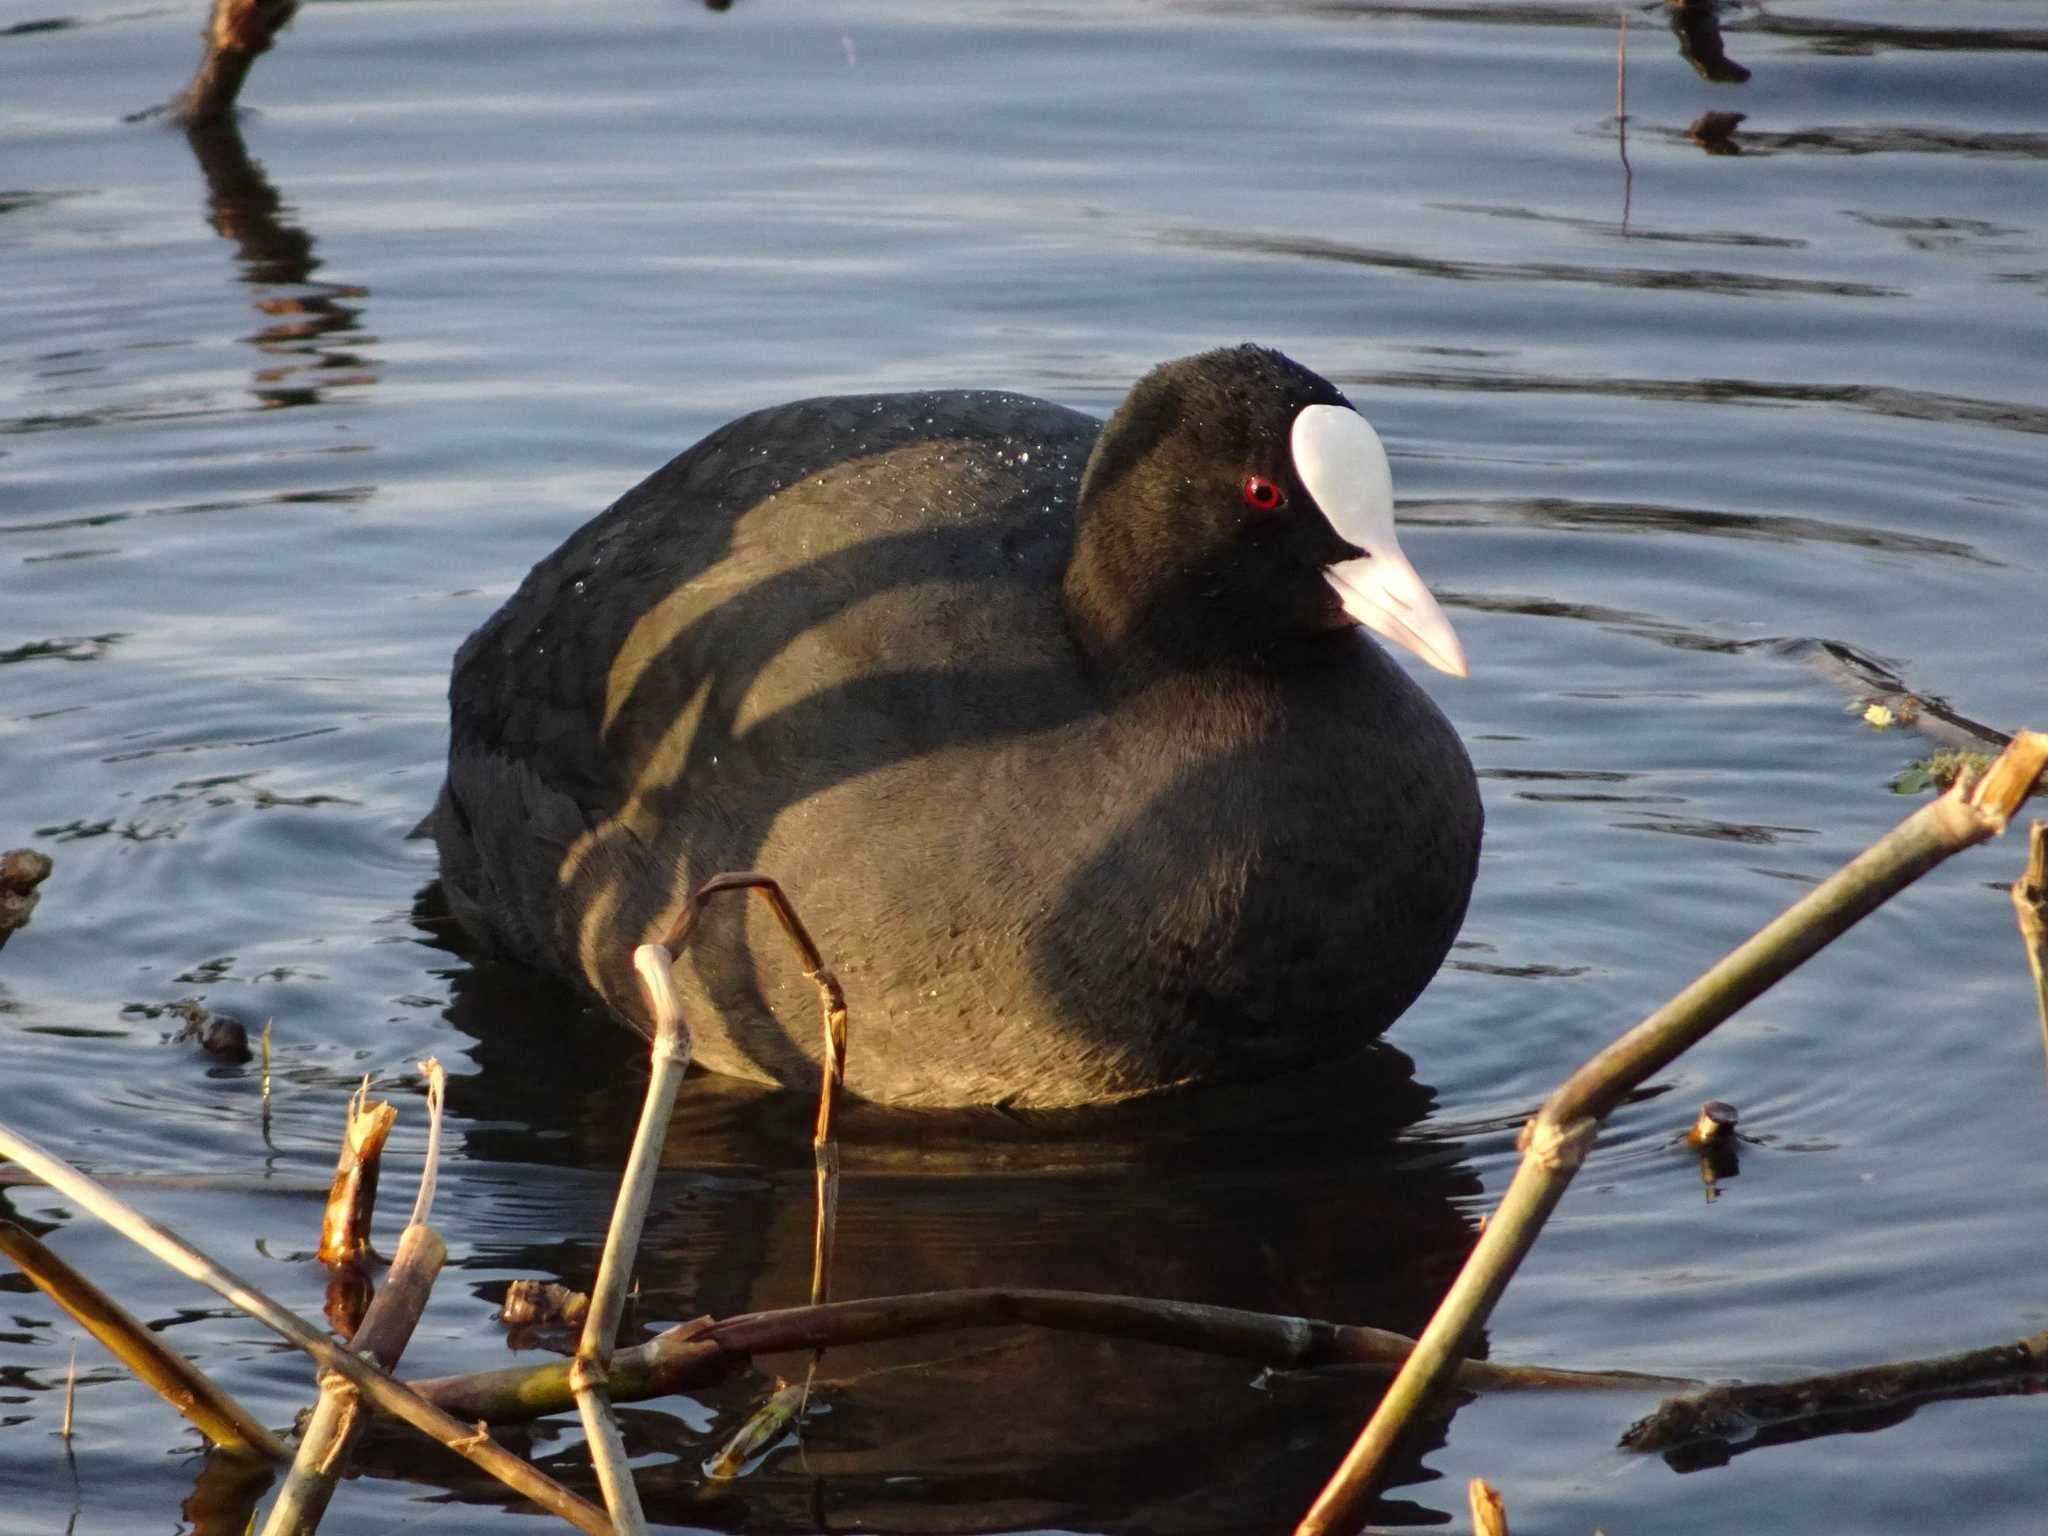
[3,1,2045,1531]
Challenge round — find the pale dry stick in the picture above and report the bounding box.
[407,1287,1693,1424]
[564,875,847,1523]
[1615,7,1632,231]
[62,1344,77,1443]
[0,1220,288,1460]
[263,1223,448,1536]
[565,946,692,1536]
[1297,730,2048,1536]
[1469,1478,1508,1536]
[0,1122,616,1536]
[407,1058,447,1231]
[2012,822,2048,1061]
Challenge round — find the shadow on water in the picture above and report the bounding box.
[408,914,1493,1529]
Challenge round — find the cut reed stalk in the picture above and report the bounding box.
[1296,729,2048,1536]
[263,1223,447,1536]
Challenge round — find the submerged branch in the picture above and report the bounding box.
[1623,1325,2048,1467]
[404,1287,1690,1423]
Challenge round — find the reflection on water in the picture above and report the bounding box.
[427,938,1491,1529]
[1646,120,2048,159]
[1671,0,1749,84]
[1206,0,2048,55]
[1165,224,1902,298]
[1433,201,1804,250]
[1409,495,1990,562]
[183,119,375,409]
[1358,367,2048,439]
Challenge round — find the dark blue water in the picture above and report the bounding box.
[3,1,2045,1532]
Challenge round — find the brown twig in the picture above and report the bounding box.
[164,0,301,127]
[1296,729,2048,1535]
[0,1220,288,1461]
[803,919,850,1415]
[654,874,848,1414]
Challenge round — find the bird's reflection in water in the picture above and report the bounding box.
[427,898,1489,1531]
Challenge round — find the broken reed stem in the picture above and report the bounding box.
[563,947,694,1536]
[407,1059,447,1233]
[405,1286,1692,1423]
[0,1121,615,1536]
[705,1380,805,1480]
[2013,822,2048,1064]
[317,1079,394,1268]
[1469,1478,1509,1536]
[166,0,300,126]
[0,1220,288,1461]
[263,1223,447,1536]
[1296,729,2048,1536]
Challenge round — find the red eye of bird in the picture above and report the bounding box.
[1242,475,1286,511]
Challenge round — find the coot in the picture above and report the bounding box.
[428,346,1481,1107]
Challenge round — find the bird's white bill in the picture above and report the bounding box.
[1325,554,1468,678]
[1292,402,1469,679]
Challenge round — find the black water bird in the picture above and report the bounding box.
[427,345,1481,1107]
